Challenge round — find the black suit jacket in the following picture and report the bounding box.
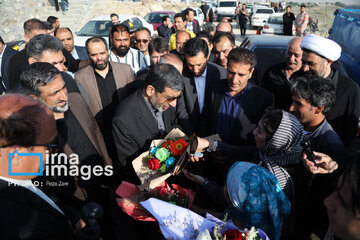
[204,81,274,145]
[1,46,17,90]
[177,62,227,136]
[112,89,181,184]
[0,179,74,239]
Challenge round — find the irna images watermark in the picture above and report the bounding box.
[8,150,113,180]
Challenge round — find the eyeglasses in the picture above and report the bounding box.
[0,143,59,154]
[156,91,182,103]
[136,39,149,44]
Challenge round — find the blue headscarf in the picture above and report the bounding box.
[225,161,291,240]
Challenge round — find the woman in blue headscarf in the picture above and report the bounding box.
[184,161,290,240]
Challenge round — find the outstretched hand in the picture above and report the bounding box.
[303,151,338,174]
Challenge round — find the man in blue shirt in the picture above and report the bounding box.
[203,47,273,145]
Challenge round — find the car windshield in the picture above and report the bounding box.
[77,20,111,37]
[219,2,237,7]
[144,13,173,23]
[268,16,283,24]
[256,9,274,14]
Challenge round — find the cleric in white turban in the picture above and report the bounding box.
[300,34,342,61]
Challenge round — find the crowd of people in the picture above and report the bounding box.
[0,7,359,240]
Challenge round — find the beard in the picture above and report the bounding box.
[149,96,167,112]
[91,59,108,70]
[50,100,69,113]
[115,46,130,57]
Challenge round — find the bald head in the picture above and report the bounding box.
[176,30,191,54]
[286,37,303,71]
[0,94,56,147]
[216,22,233,34]
[160,53,183,74]
[55,27,74,53]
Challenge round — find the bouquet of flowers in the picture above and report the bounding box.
[196,228,263,240]
[132,128,197,190]
[146,138,188,174]
[116,181,195,222]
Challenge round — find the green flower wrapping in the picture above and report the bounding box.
[155,147,170,162]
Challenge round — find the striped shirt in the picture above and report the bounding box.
[109,47,147,75]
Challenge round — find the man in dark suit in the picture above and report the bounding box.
[0,36,17,92]
[0,94,79,239]
[19,63,114,239]
[8,18,83,90]
[203,47,274,146]
[55,27,89,60]
[185,8,201,35]
[177,37,227,136]
[112,63,183,185]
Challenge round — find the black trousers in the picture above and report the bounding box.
[239,21,247,36]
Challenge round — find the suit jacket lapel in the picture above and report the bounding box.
[211,80,227,133]
[0,179,66,218]
[136,90,159,133]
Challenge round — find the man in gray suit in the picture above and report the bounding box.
[75,36,135,160]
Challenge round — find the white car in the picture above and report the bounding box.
[216,0,238,21]
[250,6,274,28]
[74,15,154,47]
[262,13,295,35]
[181,7,205,27]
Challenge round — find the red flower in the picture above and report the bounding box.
[170,139,188,156]
[223,230,247,240]
[147,158,161,170]
[161,140,174,149]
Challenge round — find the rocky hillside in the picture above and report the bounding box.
[0,0,190,42]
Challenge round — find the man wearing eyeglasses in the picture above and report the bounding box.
[112,63,184,185]
[0,94,78,239]
[135,27,152,67]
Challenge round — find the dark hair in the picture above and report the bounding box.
[213,31,235,47]
[0,95,49,147]
[291,76,336,114]
[26,34,64,60]
[183,38,209,58]
[148,37,168,55]
[0,36,4,44]
[162,15,170,23]
[286,5,291,9]
[110,13,119,18]
[110,24,130,38]
[227,47,257,70]
[85,36,108,54]
[23,18,48,35]
[20,62,61,97]
[174,13,186,22]
[301,4,306,8]
[47,16,58,24]
[184,8,194,16]
[145,63,184,92]
[261,109,283,141]
[203,23,215,34]
[136,27,151,37]
[54,27,73,37]
[196,31,213,44]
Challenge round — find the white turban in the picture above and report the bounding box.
[300,34,342,61]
